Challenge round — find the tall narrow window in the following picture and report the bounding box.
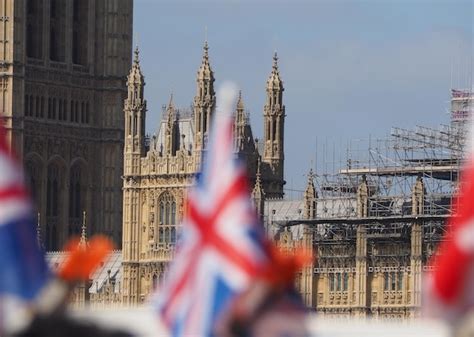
[26,0,44,59]
[158,192,178,244]
[35,97,40,117]
[69,165,86,236]
[49,0,65,62]
[40,97,45,118]
[25,95,30,116]
[72,0,89,65]
[343,272,349,291]
[397,272,403,291]
[85,102,90,124]
[329,273,335,291]
[46,164,60,217]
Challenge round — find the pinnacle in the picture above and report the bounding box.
[134,46,140,64]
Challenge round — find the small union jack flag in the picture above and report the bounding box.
[154,84,297,337]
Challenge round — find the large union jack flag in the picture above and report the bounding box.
[154,85,278,337]
[0,125,50,331]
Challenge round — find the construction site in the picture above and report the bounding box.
[265,88,473,319]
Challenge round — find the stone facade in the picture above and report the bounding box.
[266,173,433,319]
[121,44,286,305]
[0,0,133,249]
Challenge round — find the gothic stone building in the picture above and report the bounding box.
[0,0,133,249]
[267,172,433,319]
[121,43,286,305]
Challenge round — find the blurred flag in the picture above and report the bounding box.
[0,126,50,330]
[154,83,308,337]
[424,134,474,322]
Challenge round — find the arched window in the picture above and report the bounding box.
[69,164,86,235]
[46,164,60,217]
[26,0,44,59]
[40,97,45,117]
[158,192,178,244]
[49,0,65,62]
[25,95,30,116]
[152,274,158,290]
[46,163,61,251]
[72,0,89,65]
[35,96,40,117]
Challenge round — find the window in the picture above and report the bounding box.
[46,164,60,217]
[72,0,89,65]
[49,0,65,62]
[40,97,45,117]
[26,0,44,59]
[329,272,349,292]
[158,192,177,244]
[25,95,30,116]
[35,96,40,117]
[48,98,52,119]
[69,165,82,219]
[152,274,158,290]
[384,271,404,291]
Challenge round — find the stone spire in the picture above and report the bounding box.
[79,210,88,247]
[262,51,286,198]
[193,41,216,152]
[267,52,284,92]
[252,158,265,221]
[303,168,317,219]
[165,93,177,156]
[196,41,214,84]
[124,46,147,171]
[128,46,145,96]
[234,90,246,151]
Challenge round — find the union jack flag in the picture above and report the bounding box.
[0,125,50,331]
[154,85,282,337]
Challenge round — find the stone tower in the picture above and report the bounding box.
[262,52,285,198]
[124,48,147,175]
[193,41,216,153]
[122,47,147,306]
[0,0,133,249]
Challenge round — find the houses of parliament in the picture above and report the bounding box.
[1,0,454,319]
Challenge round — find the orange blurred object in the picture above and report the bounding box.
[58,236,114,282]
[261,243,313,288]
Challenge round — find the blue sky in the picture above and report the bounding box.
[134,0,473,196]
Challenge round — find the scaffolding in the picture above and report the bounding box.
[279,90,470,307]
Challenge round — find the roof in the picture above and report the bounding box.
[151,113,194,153]
[45,250,123,294]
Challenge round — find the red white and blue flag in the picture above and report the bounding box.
[424,129,474,322]
[0,126,50,307]
[154,84,291,336]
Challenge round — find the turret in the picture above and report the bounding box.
[164,94,178,156]
[193,41,216,152]
[234,90,246,151]
[262,52,286,197]
[124,47,147,175]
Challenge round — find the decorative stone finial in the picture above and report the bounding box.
[134,46,140,64]
[273,51,278,71]
[79,210,88,247]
